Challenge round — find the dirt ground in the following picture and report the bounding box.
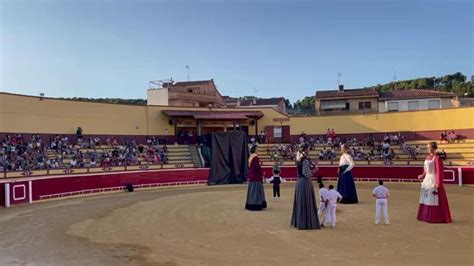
[0,182,473,266]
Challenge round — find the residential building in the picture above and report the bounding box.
[378,89,458,112]
[222,96,240,108]
[147,79,225,107]
[459,97,474,107]
[314,85,379,115]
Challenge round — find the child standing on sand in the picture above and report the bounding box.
[324,185,343,228]
[268,168,285,201]
[372,180,390,225]
[318,182,329,225]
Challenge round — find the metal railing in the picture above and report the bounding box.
[1,162,196,179]
[318,108,377,116]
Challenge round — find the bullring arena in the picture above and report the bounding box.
[1,93,474,265]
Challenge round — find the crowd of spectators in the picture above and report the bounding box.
[1,134,170,172]
[1,134,49,171]
[1,128,466,172]
[318,147,336,160]
[401,143,420,160]
[267,131,411,164]
[382,133,406,145]
[267,144,296,161]
[440,131,458,143]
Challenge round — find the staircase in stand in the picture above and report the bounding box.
[188,145,202,167]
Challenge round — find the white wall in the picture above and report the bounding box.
[379,97,452,112]
[147,88,169,106]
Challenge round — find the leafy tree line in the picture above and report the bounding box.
[58,97,147,105]
[372,72,473,96]
[285,72,473,115]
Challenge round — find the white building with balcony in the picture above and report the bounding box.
[378,89,458,112]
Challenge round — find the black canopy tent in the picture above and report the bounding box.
[207,131,249,185]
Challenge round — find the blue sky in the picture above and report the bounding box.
[1,0,472,102]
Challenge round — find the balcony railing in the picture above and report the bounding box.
[318,108,377,116]
[171,88,217,96]
[169,91,221,102]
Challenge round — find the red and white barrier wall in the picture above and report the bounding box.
[1,166,473,208]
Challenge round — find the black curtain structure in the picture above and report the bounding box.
[208,131,249,185]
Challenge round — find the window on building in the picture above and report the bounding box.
[187,89,193,93]
[428,100,440,109]
[274,126,282,139]
[359,101,372,110]
[388,102,399,112]
[320,100,346,110]
[408,101,419,111]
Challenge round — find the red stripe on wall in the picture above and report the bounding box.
[2,166,473,208]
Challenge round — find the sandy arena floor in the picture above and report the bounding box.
[0,182,473,266]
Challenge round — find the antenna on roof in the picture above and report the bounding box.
[185,65,190,81]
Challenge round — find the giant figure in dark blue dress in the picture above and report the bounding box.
[337,144,358,204]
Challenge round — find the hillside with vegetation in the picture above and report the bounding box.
[286,72,473,115]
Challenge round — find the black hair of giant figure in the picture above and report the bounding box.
[299,142,310,152]
[250,145,257,154]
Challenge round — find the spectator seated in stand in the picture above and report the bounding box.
[382,149,393,165]
[447,131,458,143]
[440,131,448,143]
[270,144,295,161]
[401,143,418,160]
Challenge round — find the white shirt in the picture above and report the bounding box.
[319,188,329,201]
[339,153,355,171]
[327,190,342,204]
[372,185,389,198]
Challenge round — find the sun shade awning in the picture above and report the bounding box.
[162,110,264,120]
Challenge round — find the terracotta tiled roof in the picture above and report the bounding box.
[162,110,264,120]
[222,96,239,103]
[240,97,285,106]
[380,89,456,100]
[173,80,214,86]
[315,88,379,99]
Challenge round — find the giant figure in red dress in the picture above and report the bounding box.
[245,145,267,211]
[417,142,452,223]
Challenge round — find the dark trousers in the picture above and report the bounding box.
[273,186,280,197]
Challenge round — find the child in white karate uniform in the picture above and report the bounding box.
[318,182,329,225]
[372,180,390,225]
[324,184,342,228]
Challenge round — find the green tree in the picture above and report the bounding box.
[284,98,292,109]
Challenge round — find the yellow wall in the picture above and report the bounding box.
[0,93,288,135]
[1,92,473,136]
[290,107,474,135]
[0,93,148,135]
